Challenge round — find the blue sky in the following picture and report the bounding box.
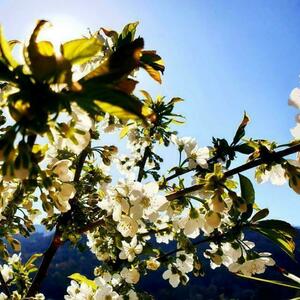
[1,0,300,224]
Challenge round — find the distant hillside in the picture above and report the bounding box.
[14,228,300,300]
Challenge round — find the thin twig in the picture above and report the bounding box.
[166,142,300,201]
[137,146,151,182]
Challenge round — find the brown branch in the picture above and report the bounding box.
[26,146,90,297]
[137,146,151,182]
[158,236,211,262]
[74,146,90,183]
[166,142,300,201]
[26,230,62,297]
[164,153,221,183]
[77,219,105,235]
[158,224,246,262]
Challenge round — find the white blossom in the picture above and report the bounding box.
[0,264,13,282]
[176,252,194,273]
[188,146,210,169]
[117,215,138,238]
[52,103,92,155]
[52,159,74,182]
[228,254,275,276]
[288,87,300,109]
[120,267,140,284]
[256,164,287,186]
[0,293,7,300]
[162,265,181,288]
[94,277,120,300]
[119,236,143,262]
[64,280,93,300]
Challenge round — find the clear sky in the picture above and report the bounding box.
[1,0,300,225]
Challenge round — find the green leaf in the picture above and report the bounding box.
[250,219,297,259]
[25,253,42,268]
[140,50,165,83]
[26,20,72,84]
[251,208,269,223]
[140,90,153,105]
[109,37,144,75]
[232,112,250,145]
[74,83,152,121]
[236,273,300,290]
[8,40,20,51]
[235,143,255,154]
[119,125,130,138]
[101,27,118,44]
[68,273,97,290]
[26,20,59,81]
[118,21,139,46]
[239,174,255,204]
[169,97,184,105]
[0,26,18,68]
[61,38,102,65]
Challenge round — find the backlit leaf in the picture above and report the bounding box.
[74,83,151,121]
[0,26,18,68]
[61,38,102,65]
[140,50,165,83]
[68,273,97,290]
[250,219,297,259]
[232,112,250,145]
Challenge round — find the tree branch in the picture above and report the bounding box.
[137,146,151,182]
[166,142,300,201]
[26,230,62,297]
[26,146,90,297]
[158,224,246,261]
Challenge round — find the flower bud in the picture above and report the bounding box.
[205,211,221,228]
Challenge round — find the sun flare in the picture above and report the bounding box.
[34,15,87,52]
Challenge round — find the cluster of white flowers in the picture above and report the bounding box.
[50,103,93,155]
[65,271,140,300]
[0,180,19,220]
[253,86,300,188]
[99,179,168,237]
[162,252,194,288]
[65,281,93,300]
[171,135,210,169]
[0,254,45,299]
[228,254,275,276]
[87,231,116,262]
[204,237,276,277]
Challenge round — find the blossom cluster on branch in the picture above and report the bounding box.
[0,20,299,299]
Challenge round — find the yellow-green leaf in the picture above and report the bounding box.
[143,64,162,83]
[25,253,42,268]
[0,26,18,68]
[120,125,130,138]
[68,273,97,290]
[37,41,55,56]
[76,81,152,121]
[250,219,297,259]
[26,20,58,81]
[61,38,102,65]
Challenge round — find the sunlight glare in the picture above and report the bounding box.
[35,15,88,53]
